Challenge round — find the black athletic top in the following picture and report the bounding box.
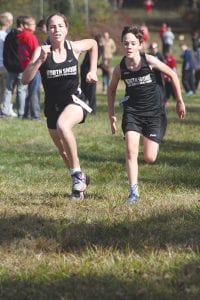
[40,41,79,111]
[120,53,163,116]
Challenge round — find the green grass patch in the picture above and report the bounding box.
[0,90,199,299]
[0,7,200,298]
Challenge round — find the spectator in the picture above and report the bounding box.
[149,42,166,103]
[144,0,154,14]
[2,15,27,117]
[191,30,200,51]
[149,42,165,86]
[149,42,164,62]
[163,27,175,55]
[193,44,200,90]
[164,51,177,101]
[1,12,13,31]
[159,23,167,54]
[80,34,103,114]
[102,31,116,93]
[180,43,195,96]
[101,58,111,95]
[140,22,149,50]
[36,19,48,45]
[149,41,167,131]
[0,13,13,117]
[18,15,40,120]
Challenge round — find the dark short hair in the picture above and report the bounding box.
[16,15,26,27]
[121,25,144,43]
[37,19,46,28]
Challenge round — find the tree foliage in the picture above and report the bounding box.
[1,0,200,35]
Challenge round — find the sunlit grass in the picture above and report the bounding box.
[0,88,199,299]
[0,6,200,300]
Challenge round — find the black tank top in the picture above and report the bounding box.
[40,41,79,110]
[120,53,162,116]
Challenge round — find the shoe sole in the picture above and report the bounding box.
[71,191,84,200]
[126,197,139,205]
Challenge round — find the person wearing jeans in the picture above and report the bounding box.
[2,16,28,117]
[24,71,40,119]
[2,71,27,117]
[18,15,40,120]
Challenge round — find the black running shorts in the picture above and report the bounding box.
[45,91,89,129]
[122,109,167,144]
[45,102,87,129]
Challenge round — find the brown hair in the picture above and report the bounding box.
[46,13,69,29]
[121,25,144,44]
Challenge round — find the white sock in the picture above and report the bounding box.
[130,184,139,194]
[70,168,81,175]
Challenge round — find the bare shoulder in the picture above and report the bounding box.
[145,53,158,64]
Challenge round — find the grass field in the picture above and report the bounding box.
[0,85,199,299]
[0,6,200,300]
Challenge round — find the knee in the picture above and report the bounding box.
[144,153,157,164]
[56,120,69,136]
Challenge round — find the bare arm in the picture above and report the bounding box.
[71,39,98,83]
[107,65,121,134]
[22,45,51,84]
[146,54,186,119]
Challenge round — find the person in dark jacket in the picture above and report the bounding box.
[2,16,27,117]
[80,34,103,114]
[180,43,195,96]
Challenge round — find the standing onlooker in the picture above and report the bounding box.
[102,31,116,93]
[2,15,27,117]
[193,44,200,90]
[149,42,164,62]
[149,42,165,86]
[159,23,167,55]
[108,25,185,204]
[164,51,177,101]
[144,0,154,14]
[191,30,200,51]
[140,22,149,50]
[163,27,175,55]
[148,41,167,137]
[0,13,13,117]
[180,43,195,96]
[18,16,40,120]
[36,19,48,45]
[80,34,103,114]
[1,12,13,30]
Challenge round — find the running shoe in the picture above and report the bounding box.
[126,185,139,204]
[71,171,90,200]
[71,190,84,200]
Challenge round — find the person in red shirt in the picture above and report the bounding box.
[18,16,40,119]
[144,0,154,14]
[140,22,149,50]
[164,52,177,101]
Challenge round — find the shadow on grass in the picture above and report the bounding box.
[0,207,199,253]
[1,260,199,300]
[0,209,199,299]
